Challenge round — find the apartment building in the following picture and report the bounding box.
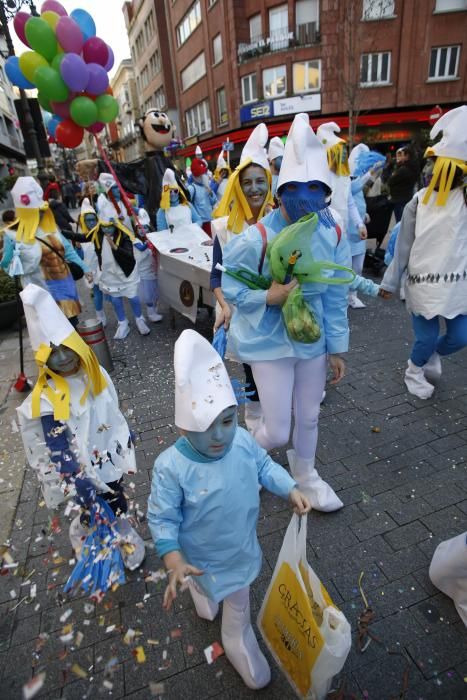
[109,59,143,163]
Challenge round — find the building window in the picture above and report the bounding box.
[241,73,257,103]
[181,52,206,91]
[429,45,461,79]
[263,65,286,98]
[135,30,145,58]
[154,86,165,110]
[185,99,211,137]
[144,11,155,43]
[216,87,228,125]
[212,34,223,65]
[149,51,161,78]
[360,51,391,85]
[435,0,467,10]
[362,0,395,19]
[269,4,288,50]
[176,0,201,47]
[293,60,321,93]
[295,0,319,43]
[249,13,262,40]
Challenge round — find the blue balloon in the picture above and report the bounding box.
[4,56,34,89]
[70,9,97,42]
[47,115,64,138]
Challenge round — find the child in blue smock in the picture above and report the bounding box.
[147,329,310,690]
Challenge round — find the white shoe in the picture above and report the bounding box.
[135,316,151,335]
[287,449,343,512]
[423,352,442,381]
[404,359,434,399]
[146,306,163,323]
[348,292,366,309]
[244,402,263,435]
[69,515,88,559]
[114,319,130,340]
[222,596,271,689]
[188,579,219,621]
[96,309,107,327]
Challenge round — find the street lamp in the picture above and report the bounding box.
[0,0,47,185]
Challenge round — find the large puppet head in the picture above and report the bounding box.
[137,109,176,151]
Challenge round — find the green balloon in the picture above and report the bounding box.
[25,17,58,63]
[18,50,49,83]
[34,66,69,102]
[95,94,119,124]
[51,53,64,72]
[70,96,98,128]
[37,91,52,112]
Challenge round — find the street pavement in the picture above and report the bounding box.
[0,281,467,700]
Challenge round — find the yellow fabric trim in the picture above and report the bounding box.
[213,166,231,182]
[159,184,188,210]
[14,208,40,244]
[78,213,96,234]
[88,219,136,248]
[0,219,19,236]
[40,206,57,234]
[327,143,350,176]
[213,159,274,234]
[422,157,467,206]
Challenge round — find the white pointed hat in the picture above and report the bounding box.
[137,207,151,227]
[162,168,177,188]
[98,196,118,223]
[20,283,75,352]
[98,172,116,193]
[174,329,237,431]
[11,176,44,209]
[195,145,203,157]
[268,136,285,162]
[240,123,270,171]
[277,113,331,191]
[430,105,467,162]
[316,121,346,148]
[217,151,228,169]
[80,197,96,216]
[348,143,369,175]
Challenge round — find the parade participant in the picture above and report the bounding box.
[187,158,217,236]
[387,145,419,222]
[47,189,76,237]
[88,197,151,339]
[97,173,134,232]
[429,532,467,627]
[147,329,310,690]
[316,122,366,238]
[211,152,231,202]
[222,113,351,512]
[380,105,467,399]
[347,144,385,308]
[17,284,144,569]
[133,207,163,322]
[78,198,108,326]
[1,176,88,326]
[267,136,284,197]
[211,123,274,432]
[156,168,202,230]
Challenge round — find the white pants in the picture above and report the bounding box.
[352,253,365,276]
[250,354,327,460]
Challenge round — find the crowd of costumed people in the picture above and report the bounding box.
[2,6,467,689]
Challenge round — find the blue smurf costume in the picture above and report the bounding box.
[148,329,306,689]
[222,113,352,512]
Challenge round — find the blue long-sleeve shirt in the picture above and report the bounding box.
[155,203,202,231]
[187,182,217,223]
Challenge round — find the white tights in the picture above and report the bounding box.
[225,585,249,610]
[352,253,365,276]
[250,354,327,460]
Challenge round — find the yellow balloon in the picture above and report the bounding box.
[18,51,49,83]
[41,11,60,31]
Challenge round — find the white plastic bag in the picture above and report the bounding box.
[257,514,351,699]
[429,532,467,627]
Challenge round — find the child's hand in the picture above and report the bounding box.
[163,554,203,610]
[289,488,311,515]
[329,354,345,384]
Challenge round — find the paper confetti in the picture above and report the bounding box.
[204,641,224,664]
[134,646,146,663]
[71,663,87,679]
[22,672,46,700]
[149,682,165,696]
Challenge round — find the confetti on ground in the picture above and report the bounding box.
[22,672,46,700]
[149,681,165,696]
[170,628,182,639]
[134,646,146,663]
[123,628,136,644]
[71,664,87,679]
[204,642,224,664]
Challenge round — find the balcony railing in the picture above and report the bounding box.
[238,22,320,63]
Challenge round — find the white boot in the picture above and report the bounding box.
[222,591,271,690]
[287,449,343,512]
[135,316,151,335]
[348,292,366,309]
[114,319,130,340]
[188,579,219,621]
[244,401,263,435]
[404,360,434,399]
[69,515,88,558]
[423,352,442,381]
[146,305,163,323]
[96,309,107,327]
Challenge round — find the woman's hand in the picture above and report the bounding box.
[163,552,204,610]
[358,224,368,240]
[289,488,311,515]
[266,279,298,306]
[214,303,232,331]
[84,272,93,284]
[329,354,345,384]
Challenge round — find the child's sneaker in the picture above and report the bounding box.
[114,319,130,340]
[135,316,151,335]
[147,306,163,322]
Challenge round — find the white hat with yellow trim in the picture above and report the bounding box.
[240,122,270,171]
[98,172,116,193]
[316,121,349,177]
[11,176,44,209]
[10,176,56,244]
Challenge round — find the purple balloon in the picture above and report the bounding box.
[42,0,67,16]
[82,37,109,67]
[104,45,114,72]
[86,63,109,95]
[56,17,84,54]
[86,121,105,134]
[60,53,89,92]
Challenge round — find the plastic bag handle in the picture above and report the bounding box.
[304,262,356,285]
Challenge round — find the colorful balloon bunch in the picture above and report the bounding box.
[5,1,119,149]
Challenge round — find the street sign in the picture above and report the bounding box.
[222,141,234,151]
[428,105,443,126]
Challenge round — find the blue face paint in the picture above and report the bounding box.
[84,213,97,229]
[279,181,335,228]
[101,223,116,236]
[110,185,121,201]
[169,190,180,206]
[186,406,238,459]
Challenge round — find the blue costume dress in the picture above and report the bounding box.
[221,208,351,362]
[147,427,296,602]
[349,174,371,257]
[187,181,217,224]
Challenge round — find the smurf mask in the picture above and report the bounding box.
[279,181,334,227]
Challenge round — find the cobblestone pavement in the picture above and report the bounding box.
[1,288,467,700]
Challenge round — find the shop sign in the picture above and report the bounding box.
[273,94,321,116]
[240,101,273,123]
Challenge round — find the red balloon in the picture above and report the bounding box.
[86,122,105,134]
[55,119,83,148]
[105,86,113,95]
[13,12,31,47]
[82,37,109,67]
